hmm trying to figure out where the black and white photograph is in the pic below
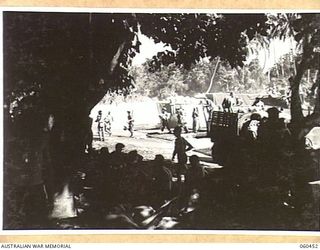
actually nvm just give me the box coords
[2,10,320,231]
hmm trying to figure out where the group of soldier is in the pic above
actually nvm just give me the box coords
[96,105,202,141]
[159,106,201,134]
[95,110,134,141]
[95,110,114,141]
[221,91,267,113]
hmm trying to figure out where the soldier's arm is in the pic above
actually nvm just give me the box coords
[184,138,193,151]
[172,147,177,161]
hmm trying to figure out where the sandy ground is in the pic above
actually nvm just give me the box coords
[92,127,222,169]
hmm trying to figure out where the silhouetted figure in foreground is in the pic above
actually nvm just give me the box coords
[258,107,291,184]
[151,154,173,206]
[119,150,145,205]
[172,126,193,166]
[110,143,126,170]
[108,143,127,205]
[186,155,205,192]
[99,147,110,168]
[172,126,193,185]
[258,107,291,152]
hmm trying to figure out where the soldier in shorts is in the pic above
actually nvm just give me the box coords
[95,110,104,141]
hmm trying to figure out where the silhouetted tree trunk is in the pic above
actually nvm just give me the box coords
[290,40,320,142]
[206,57,220,93]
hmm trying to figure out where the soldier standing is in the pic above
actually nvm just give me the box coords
[160,107,171,133]
[172,126,193,185]
[177,108,189,133]
[104,111,113,136]
[95,110,104,141]
[127,111,134,137]
[192,107,200,133]
[222,92,236,112]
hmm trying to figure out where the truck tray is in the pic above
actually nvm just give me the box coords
[208,111,239,140]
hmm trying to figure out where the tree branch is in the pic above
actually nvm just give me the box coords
[206,57,220,93]
[109,42,126,74]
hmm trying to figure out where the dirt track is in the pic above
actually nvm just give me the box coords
[93,129,174,160]
[92,127,218,167]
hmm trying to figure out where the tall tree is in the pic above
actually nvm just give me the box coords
[4,12,140,162]
[131,61,187,99]
[4,12,269,167]
[267,13,320,138]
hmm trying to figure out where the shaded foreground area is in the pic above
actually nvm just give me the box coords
[3,133,320,231]
[3,11,320,232]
